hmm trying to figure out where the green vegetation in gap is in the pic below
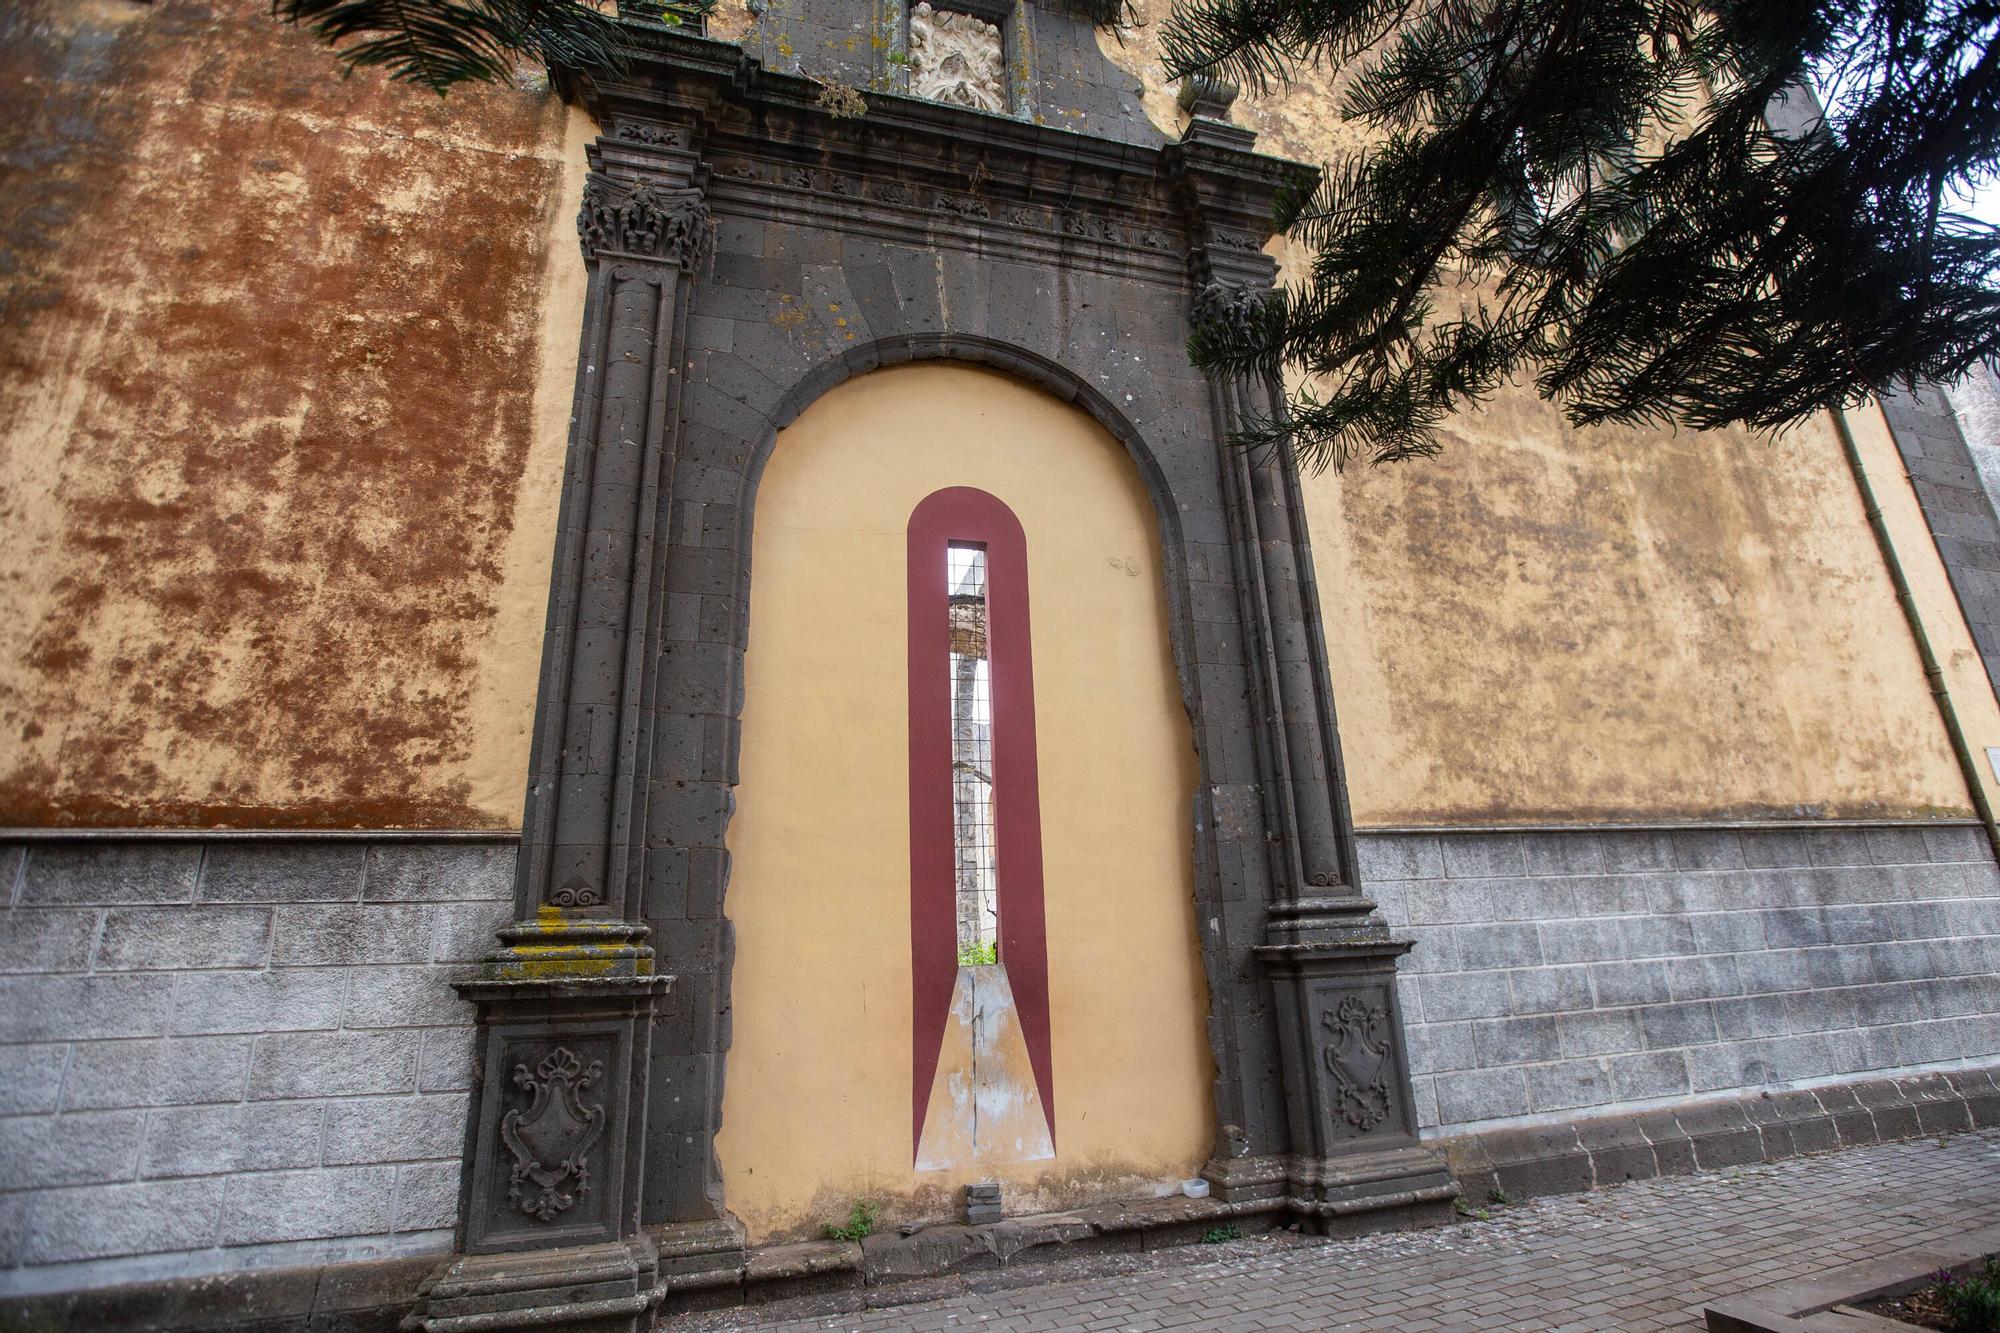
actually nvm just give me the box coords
[824,1200,879,1242]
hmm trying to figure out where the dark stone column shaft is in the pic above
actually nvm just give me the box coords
[1237,378,1350,897]
[522,257,686,920]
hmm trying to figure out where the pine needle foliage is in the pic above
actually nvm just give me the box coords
[272,0,707,95]
[1163,0,2000,470]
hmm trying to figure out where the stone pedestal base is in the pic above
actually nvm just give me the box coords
[1200,1150,1288,1205]
[1202,1145,1456,1233]
[455,973,670,1255]
[1286,1142,1458,1235]
[654,1216,749,1313]
[1258,930,1426,1155]
[403,1239,662,1333]
[1240,916,1459,1232]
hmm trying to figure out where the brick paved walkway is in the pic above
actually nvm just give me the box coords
[687,1128,2000,1332]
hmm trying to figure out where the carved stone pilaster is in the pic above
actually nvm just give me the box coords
[1177,121,1453,1230]
[514,133,709,928]
[429,124,710,1331]
[1188,287,1359,917]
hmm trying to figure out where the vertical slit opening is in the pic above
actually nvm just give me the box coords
[948,543,998,966]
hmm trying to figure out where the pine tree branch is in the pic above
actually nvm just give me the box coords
[272,0,635,93]
[1169,0,2000,468]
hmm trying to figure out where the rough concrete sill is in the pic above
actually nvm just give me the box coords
[1704,1223,2000,1332]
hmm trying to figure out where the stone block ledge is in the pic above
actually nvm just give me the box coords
[1441,1063,2000,1204]
[5,1064,1994,1332]
[657,1192,1296,1317]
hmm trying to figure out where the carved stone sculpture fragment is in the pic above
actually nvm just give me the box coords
[909,3,1008,115]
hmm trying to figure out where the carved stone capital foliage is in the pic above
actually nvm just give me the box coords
[1191,279,1276,346]
[578,173,714,269]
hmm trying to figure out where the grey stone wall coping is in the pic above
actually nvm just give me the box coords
[1440,1062,2000,1205]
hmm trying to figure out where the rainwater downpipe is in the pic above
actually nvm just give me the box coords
[1829,403,2000,862]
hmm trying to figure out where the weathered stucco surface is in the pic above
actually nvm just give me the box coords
[1305,403,1977,825]
[1097,4,1983,826]
[6,0,1989,836]
[0,0,586,829]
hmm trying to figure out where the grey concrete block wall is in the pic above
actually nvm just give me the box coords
[0,837,514,1296]
[1361,824,2000,1133]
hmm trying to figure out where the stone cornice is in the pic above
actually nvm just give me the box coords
[566,20,1315,282]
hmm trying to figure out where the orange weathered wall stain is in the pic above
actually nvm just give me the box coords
[0,0,576,828]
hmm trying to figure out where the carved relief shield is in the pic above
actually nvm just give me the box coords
[501,1047,607,1222]
[1321,994,1395,1132]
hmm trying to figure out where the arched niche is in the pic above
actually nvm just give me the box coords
[714,361,1215,1242]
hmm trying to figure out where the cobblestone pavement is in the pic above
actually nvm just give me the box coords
[686,1128,2000,1332]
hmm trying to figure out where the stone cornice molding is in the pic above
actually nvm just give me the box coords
[565,22,1313,281]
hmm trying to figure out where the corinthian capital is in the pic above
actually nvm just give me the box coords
[577,174,714,270]
[1191,279,1276,345]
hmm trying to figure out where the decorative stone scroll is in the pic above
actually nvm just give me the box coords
[578,176,714,269]
[616,122,684,147]
[909,3,1008,114]
[503,1048,608,1223]
[1321,994,1393,1131]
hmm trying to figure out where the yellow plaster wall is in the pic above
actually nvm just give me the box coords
[7,0,1986,837]
[1093,4,1981,826]
[1301,403,1975,826]
[1842,403,2000,821]
[0,0,588,828]
[715,363,1215,1243]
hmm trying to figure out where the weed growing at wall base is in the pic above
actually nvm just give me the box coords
[824,1201,878,1242]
